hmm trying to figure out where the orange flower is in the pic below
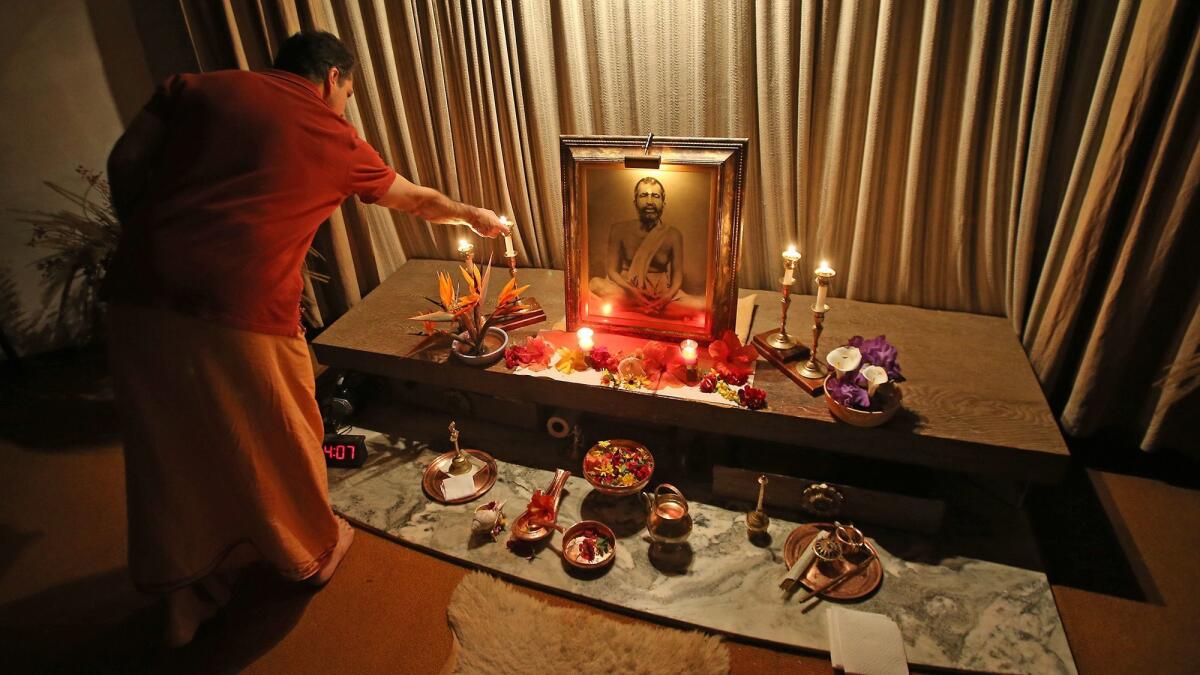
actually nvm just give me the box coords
[437,271,457,309]
[494,276,530,312]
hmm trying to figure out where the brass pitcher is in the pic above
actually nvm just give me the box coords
[642,483,693,546]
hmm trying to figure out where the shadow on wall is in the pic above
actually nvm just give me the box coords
[84,0,197,126]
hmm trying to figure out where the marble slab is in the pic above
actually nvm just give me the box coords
[329,428,1076,674]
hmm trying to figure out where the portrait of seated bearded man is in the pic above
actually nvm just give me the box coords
[588,176,705,322]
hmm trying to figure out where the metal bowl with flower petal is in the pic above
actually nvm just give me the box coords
[582,439,654,496]
[824,375,903,427]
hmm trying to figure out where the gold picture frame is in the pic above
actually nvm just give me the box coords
[561,135,748,343]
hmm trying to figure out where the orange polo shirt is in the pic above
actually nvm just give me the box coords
[105,69,396,336]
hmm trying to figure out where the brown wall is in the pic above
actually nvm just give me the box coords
[0,0,192,358]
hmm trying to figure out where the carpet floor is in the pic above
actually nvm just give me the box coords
[1,352,1198,673]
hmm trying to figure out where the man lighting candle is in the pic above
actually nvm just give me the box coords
[102,30,509,648]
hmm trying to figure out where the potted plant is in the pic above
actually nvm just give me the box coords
[410,260,529,367]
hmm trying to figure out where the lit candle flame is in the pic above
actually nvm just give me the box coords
[576,326,594,352]
[680,339,698,366]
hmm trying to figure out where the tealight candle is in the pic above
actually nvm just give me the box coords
[680,339,698,366]
[500,216,516,257]
[576,327,594,353]
[782,245,801,285]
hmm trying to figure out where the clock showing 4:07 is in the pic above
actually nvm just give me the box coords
[322,434,367,468]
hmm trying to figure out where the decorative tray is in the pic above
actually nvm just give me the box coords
[421,449,498,504]
[783,522,883,600]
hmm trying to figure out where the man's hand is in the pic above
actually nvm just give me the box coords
[468,208,510,238]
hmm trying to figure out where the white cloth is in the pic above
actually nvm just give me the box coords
[827,607,908,675]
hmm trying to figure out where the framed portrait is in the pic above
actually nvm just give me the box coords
[561,136,748,343]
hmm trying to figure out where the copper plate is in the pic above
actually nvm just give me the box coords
[421,449,498,505]
[582,439,654,496]
[783,523,883,601]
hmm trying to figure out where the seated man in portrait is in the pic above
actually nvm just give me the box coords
[589,177,702,320]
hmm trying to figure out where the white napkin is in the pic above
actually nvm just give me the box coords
[441,459,483,501]
[827,607,908,675]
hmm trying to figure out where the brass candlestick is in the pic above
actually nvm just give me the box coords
[766,249,802,350]
[505,251,518,278]
[447,422,472,475]
[798,267,835,380]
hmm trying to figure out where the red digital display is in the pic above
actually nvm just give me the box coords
[323,444,356,461]
[322,434,367,468]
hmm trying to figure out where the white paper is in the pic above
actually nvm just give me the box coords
[827,607,909,675]
[735,293,757,344]
[441,471,478,501]
[440,459,483,501]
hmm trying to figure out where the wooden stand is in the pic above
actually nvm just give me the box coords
[752,329,825,395]
[493,297,547,330]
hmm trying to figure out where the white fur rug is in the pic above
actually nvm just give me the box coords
[445,572,730,675]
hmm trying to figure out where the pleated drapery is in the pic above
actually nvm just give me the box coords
[174,0,1199,454]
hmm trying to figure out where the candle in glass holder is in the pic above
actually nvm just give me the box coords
[815,260,834,309]
[680,339,698,366]
[500,216,516,257]
[782,245,801,285]
[576,327,594,353]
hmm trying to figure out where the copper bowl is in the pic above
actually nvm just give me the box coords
[823,375,903,428]
[582,439,654,496]
[561,520,617,569]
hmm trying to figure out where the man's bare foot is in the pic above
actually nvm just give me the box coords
[306,517,355,587]
[164,585,218,648]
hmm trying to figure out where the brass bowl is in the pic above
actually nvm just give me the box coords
[823,376,902,428]
[582,439,654,496]
[561,520,617,569]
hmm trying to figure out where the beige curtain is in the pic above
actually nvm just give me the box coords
[172,0,1198,453]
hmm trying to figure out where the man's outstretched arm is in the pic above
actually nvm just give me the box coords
[374,173,509,238]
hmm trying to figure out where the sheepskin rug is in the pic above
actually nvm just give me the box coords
[444,572,730,674]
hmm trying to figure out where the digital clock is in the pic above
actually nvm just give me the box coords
[322,434,367,468]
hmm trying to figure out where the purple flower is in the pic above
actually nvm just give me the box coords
[855,335,904,382]
[826,376,871,410]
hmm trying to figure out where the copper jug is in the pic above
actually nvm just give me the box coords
[642,483,692,546]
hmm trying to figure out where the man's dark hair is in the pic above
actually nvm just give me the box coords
[273,31,355,83]
[634,177,666,201]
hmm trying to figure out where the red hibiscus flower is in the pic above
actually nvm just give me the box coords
[526,489,557,526]
[504,336,554,370]
[642,341,690,387]
[709,330,757,382]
